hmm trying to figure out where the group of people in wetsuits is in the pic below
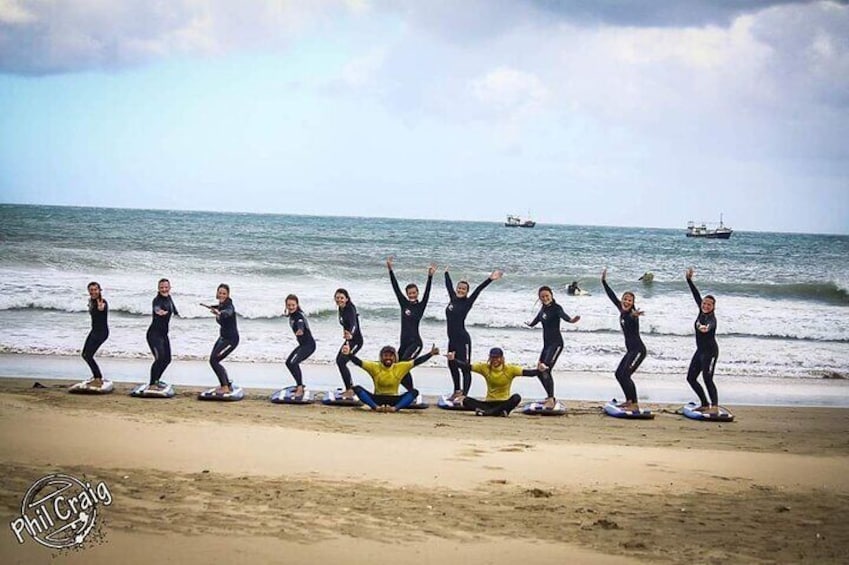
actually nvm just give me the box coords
[80,262,722,415]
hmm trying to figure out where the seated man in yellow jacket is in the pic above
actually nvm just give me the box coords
[343,343,439,412]
[447,347,549,416]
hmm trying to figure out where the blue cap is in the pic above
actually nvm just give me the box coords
[489,347,504,357]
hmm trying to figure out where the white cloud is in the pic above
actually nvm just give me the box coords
[469,66,549,117]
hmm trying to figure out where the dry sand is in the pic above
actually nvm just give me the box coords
[1,377,848,564]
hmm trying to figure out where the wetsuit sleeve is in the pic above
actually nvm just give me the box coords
[389,269,407,307]
[528,308,543,327]
[217,301,235,319]
[294,315,307,333]
[412,351,434,367]
[349,355,364,367]
[467,277,493,306]
[602,279,621,309]
[421,274,433,307]
[452,357,470,369]
[520,368,542,377]
[687,278,703,308]
[556,304,573,323]
[170,297,179,318]
[445,271,457,301]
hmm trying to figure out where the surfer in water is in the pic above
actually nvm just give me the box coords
[567,281,584,296]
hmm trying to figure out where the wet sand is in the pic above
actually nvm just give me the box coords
[1,378,848,564]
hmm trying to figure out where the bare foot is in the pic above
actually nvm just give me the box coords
[293,385,305,398]
[694,405,710,413]
[215,386,232,395]
[543,397,556,410]
[705,405,719,415]
[448,390,463,402]
[88,378,104,388]
[341,389,355,400]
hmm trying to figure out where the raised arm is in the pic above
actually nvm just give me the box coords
[412,344,440,367]
[527,307,543,327]
[686,268,702,307]
[420,264,435,307]
[602,268,621,309]
[444,270,457,301]
[468,270,502,305]
[387,261,407,307]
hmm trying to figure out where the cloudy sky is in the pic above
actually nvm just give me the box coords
[1,0,847,234]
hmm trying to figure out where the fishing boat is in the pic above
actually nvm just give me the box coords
[686,214,733,239]
[505,214,536,228]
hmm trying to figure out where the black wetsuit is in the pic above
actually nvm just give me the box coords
[603,280,646,403]
[335,301,363,390]
[445,272,493,395]
[210,298,239,387]
[389,269,432,390]
[527,301,575,398]
[82,299,109,380]
[146,294,178,385]
[686,278,719,406]
[286,309,316,387]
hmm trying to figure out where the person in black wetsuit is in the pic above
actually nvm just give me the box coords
[386,257,436,391]
[444,268,503,400]
[335,288,363,399]
[526,286,580,409]
[284,294,315,398]
[602,269,646,411]
[203,283,239,394]
[685,268,720,414]
[81,281,109,385]
[146,278,179,389]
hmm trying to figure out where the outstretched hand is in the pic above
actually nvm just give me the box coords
[446,351,455,361]
[428,263,437,276]
[686,267,694,280]
[341,343,351,355]
[490,269,504,281]
[429,343,440,356]
[570,315,582,324]
[386,256,394,270]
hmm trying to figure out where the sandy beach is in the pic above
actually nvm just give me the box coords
[1,376,848,564]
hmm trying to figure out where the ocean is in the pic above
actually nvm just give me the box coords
[1,204,848,402]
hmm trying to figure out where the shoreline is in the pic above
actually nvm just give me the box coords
[2,352,848,408]
[1,374,848,564]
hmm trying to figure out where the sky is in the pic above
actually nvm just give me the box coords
[0,1,847,234]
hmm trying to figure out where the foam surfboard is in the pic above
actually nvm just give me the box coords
[407,395,429,410]
[603,399,654,419]
[521,400,567,416]
[198,386,245,401]
[270,386,314,405]
[436,395,473,411]
[321,388,362,406]
[680,402,734,422]
[69,379,114,395]
[130,382,176,398]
